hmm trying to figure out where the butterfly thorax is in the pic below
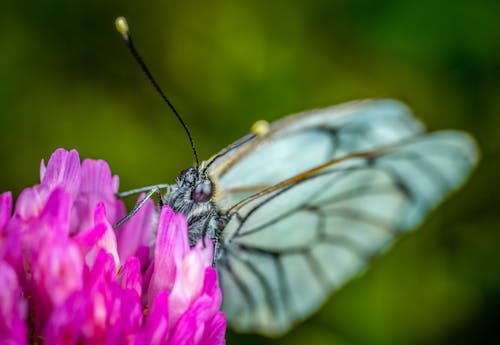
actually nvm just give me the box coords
[164,167,226,250]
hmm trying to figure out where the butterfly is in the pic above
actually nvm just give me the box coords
[118,99,478,336]
[114,17,478,337]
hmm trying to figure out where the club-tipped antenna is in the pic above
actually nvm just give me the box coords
[115,16,200,169]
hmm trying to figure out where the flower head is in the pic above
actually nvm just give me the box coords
[0,148,226,344]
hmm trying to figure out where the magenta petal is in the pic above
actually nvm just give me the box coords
[168,249,207,324]
[16,188,73,261]
[14,186,72,237]
[15,185,49,221]
[147,206,188,304]
[72,159,124,233]
[105,285,143,344]
[119,288,143,332]
[112,175,120,194]
[169,267,226,345]
[73,204,121,267]
[171,212,190,261]
[201,268,223,312]
[79,159,115,197]
[194,237,214,267]
[136,291,170,345]
[117,194,155,264]
[44,291,88,345]
[121,257,142,297]
[0,260,27,345]
[169,295,213,345]
[31,236,83,311]
[90,203,120,267]
[134,245,151,271]
[2,148,227,343]
[39,187,73,236]
[86,249,117,288]
[0,191,12,231]
[49,270,141,344]
[168,312,197,345]
[0,225,22,274]
[40,158,46,182]
[199,312,226,345]
[41,148,81,197]
[73,222,107,257]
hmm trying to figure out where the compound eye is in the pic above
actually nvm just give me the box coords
[191,180,214,203]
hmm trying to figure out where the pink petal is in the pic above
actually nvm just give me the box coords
[112,175,120,194]
[14,184,72,229]
[168,240,215,325]
[134,245,151,271]
[199,312,226,345]
[39,187,72,235]
[45,284,143,345]
[17,188,73,263]
[200,268,223,313]
[86,249,117,289]
[0,224,22,275]
[40,158,46,181]
[80,159,114,197]
[44,291,88,345]
[170,212,190,263]
[121,257,142,297]
[104,285,143,344]
[71,159,124,233]
[14,185,50,221]
[92,203,120,267]
[2,148,227,343]
[0,191,12,231]
[136,291,170,345]
[194,238,214,267]
[147,207,188,304]
[0,260,27,345]
[168,311,197,345]
[168,249,207,324]
[117,194,156,264]
[73,222,107,257]
[31,238,83,333]
[41,148,81,197]
[169,294,214,345]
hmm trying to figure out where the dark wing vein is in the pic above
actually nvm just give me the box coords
[302,250,330,291]
[226,247,279,316]
[218,129,477,335]
[220,259,255,312]
[231,166,391,238]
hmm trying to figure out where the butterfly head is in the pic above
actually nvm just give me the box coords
[176,167,214,203]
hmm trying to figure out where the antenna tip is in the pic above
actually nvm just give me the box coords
[251,120,270,136]
[115,16,129,38]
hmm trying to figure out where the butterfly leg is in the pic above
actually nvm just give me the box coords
[116,184,170,198]
[201,209,216,248]
[113,187,159,229]
[198,209,223,266]
[212,236,226,267]
[157,189,165,207]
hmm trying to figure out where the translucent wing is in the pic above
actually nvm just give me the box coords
[206,99,425,209]
[215,131,478,336]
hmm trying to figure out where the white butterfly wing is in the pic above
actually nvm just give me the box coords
[206,100,425,209]
[215,131,477,335]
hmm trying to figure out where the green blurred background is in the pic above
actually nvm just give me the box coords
[1,1,499,344]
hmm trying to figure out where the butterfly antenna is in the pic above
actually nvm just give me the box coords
[115,16,200,169]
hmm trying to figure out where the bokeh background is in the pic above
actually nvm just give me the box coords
[1,1,499,344]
